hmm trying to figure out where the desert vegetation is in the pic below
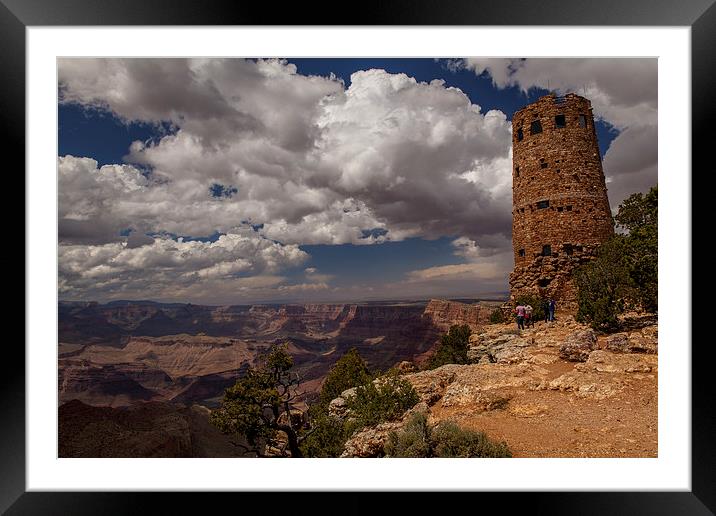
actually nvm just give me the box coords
[210,344,421,457]
[575,186,657,331]
[385,412,512,458]
[426,324,472,369]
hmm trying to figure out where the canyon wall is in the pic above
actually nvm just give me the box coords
[58,299,501,408]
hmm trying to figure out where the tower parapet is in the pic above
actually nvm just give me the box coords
[510,94,613,312]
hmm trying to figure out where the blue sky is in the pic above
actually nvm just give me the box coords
[57,58,655,304]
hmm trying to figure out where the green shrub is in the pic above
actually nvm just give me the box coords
[317,348,372,410]
[301,348,373,457]
[575,186,658,329]
[431,421,512,457]
[299,412,347,458]
[614,186,658,313]
[427,324,472,369]
[346,371,419,433]
[384,411,432,457]
[385,412,512,458]
[302,352,419,456]
[575,236,634,332]
[489,308,506,324]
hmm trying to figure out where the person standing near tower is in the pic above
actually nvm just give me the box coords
[549,298,556,322]
[515,302,526,330]
[525,303,533,327]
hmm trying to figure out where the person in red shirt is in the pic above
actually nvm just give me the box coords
[515,303,526,330]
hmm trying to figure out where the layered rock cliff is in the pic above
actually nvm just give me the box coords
[422,299,495,332]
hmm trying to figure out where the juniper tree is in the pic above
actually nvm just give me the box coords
[210,343,313,457]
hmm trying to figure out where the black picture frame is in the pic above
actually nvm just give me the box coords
[6,0,710,513]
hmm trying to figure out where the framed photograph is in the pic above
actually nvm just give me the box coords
[9,0,711,513]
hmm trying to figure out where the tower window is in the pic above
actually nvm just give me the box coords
[536,200,550,209]
[555,114,566,128]
[530,120,543,135]
[563,244,573,255]
[557,206,563,212]
[518,249,525,257]
[578,114,587,128]
[542,245,552,256]
[515,166,520,177]
[538,278,551,288]
[540,161,548,169]
[517,128,524,141]
[566,205,573,211]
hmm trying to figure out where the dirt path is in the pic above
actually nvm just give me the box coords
[433,372,657,457]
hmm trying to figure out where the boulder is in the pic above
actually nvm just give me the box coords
[546,370,625,399]
[340,421,403,457]
[605,333,630,353]
[493,346,528,364]
[328,387,357,419]
[606,331,657,354]
[559,329,597,362]
[441,384,511,409]
[627,333,658,354]
[395,360,417,374]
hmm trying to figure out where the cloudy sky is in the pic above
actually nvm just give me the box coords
[58,58,657,304]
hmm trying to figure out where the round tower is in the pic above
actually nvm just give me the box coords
[509,93,614,312]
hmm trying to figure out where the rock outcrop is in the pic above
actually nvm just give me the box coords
[558,329,597,361]
[468,329,533,364]
[341,421,405,458]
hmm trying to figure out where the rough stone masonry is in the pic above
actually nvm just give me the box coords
[510,94,614,313]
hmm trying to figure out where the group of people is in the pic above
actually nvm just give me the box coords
[515,298,556,330]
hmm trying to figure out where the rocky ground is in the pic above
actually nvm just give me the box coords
[337,314,657,458]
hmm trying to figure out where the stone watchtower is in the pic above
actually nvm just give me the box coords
[509,94,614,312]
